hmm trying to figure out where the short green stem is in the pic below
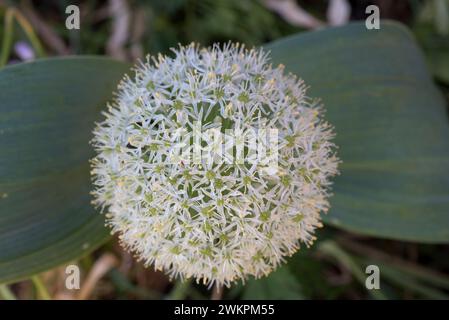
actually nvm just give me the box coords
[31,275,51,300]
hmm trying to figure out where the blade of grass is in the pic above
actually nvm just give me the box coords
[0,284,17,300]
[0,8,14,67]
[338,237,449,290]
[374,262,449,299]
[11,8,45,58]
[31,275,51,300]
[318,240,387,300]
[0,7,45,67]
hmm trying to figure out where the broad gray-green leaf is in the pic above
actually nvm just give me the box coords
[267,21,449,243]
[0,57,129,284]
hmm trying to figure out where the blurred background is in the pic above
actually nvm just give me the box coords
[0,0,448,300]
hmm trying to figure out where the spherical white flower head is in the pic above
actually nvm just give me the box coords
[91,43,339,287]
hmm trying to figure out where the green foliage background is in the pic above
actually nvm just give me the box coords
[0,0,448,300]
